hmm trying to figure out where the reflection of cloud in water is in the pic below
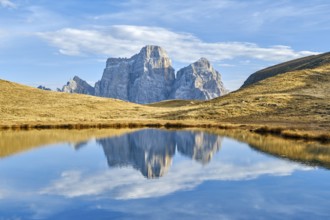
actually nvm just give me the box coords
[41,159,311,200]
[0,190,6,199]
[97,129,223,178]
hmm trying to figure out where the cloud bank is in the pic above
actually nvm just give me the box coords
[0,0,16,8]
[38,25,318,64]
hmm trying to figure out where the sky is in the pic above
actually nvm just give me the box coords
[0,0,329,91]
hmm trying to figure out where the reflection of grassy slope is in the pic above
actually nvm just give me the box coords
[0,129,136,158]
[1,128,330,169]
[0,58,329,138]
[203,129,330,169]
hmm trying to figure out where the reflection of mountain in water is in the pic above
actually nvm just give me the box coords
[97,129,223,178]
[176,131,222,164]
[98,130,176,178]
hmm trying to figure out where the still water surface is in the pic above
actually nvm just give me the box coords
[0,129,329,219]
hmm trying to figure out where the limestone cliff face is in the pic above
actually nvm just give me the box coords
[171,58,227,100]
[62,76,94,95]
[94,58,131,101]
[62,46,227,103]
[95,45,175,104]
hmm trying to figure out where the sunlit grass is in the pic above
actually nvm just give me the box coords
[0,64,329,140]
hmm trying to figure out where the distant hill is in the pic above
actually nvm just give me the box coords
[37,85,51,91]
[241,52,330,88]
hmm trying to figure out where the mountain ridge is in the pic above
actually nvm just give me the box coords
[61,45,227,103]
[242,52,330,88]
[1,51,329,140]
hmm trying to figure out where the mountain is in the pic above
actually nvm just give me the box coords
[172,57,227,100]
[61,76,94,95]
[242,52,330,88]
[1,52,329,137]
[62,45,226,103]
[95,45,176,103]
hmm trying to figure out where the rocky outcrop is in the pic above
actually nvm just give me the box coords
[95,45,175,103]
[37,85,51,91]
[171,58,227,100]
[94,58,132,101]
[62,76,94,95]
[62,45,227,103]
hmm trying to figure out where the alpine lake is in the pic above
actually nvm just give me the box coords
[0,128,329,220]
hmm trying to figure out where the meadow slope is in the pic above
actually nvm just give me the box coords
[0,62,329,139]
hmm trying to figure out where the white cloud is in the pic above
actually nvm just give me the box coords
[93,0,239,23]
[0,0,16,8]
[37,25,318,64]
[40,159,311,200]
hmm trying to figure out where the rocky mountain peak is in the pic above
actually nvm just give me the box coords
[140,45,170,59]
[95,45,175,103]
[62,45,227,103]
[196,57,211,65]
[62,76,94,95]
[190,57,213,72]
[172,57,227,100]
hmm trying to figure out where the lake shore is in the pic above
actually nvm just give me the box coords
[1,119,329,142]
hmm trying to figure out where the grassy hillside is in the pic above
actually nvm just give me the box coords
[241,52,330,87]
[0,59,329,139]
[154,64,330,131]
[0,79,153,125]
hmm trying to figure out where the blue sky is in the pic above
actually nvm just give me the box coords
[0,0,329,90]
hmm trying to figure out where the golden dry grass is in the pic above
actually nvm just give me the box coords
[0,62,329,140]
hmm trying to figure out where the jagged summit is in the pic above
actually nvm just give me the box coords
[196,57,211,64]
[139,45,170,59]
[95,45,175,103]
[61,45,227,103]
[172,57,227,100]
[62,76,94,95]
